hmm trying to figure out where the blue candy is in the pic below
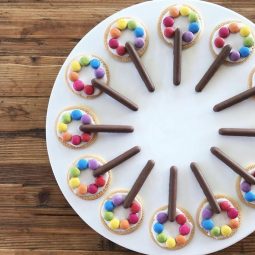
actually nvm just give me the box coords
[239,46,250,58]
[104,200,115,211]
[153,222,164,234]
[134,27,144,37]
[189,22,200,34]
[71,109,82,120]
[244,191,255,202]
[90,59,100,69]
[77,159,88,170]
[201,219,214,230]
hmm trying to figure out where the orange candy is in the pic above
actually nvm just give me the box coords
[120,219,130,230]
[62,132,72,142]
[69,71,79,82]
[78,184,87,195]
[169,6,179,18]
[229,219,239,229]
[175,235,186,246]
[110,28,121,39]
[229,23,240,33]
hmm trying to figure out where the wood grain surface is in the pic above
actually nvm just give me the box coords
[0,0,254,254]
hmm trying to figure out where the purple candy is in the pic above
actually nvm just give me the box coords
[95,68,105,79]
[156,212,168,224]
[241,181,251,192]
[134,38,144,48]
[229,50,240,61]
[112,194,124,206]
[88,159,99,170]
[81,114,91,124]
[182,31,194,43]
[202,208,213,219]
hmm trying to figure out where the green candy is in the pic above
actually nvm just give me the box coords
[62,113,71,124]
[104,211,114,221]
[69,167,80,177]
[244,36,254,47]
[79,56,90,66]
[127,20,137,30]
[189,12,198,22]
[157,233,167,243]
[210,226,221,237]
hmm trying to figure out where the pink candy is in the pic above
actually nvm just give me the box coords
[71,135,81,145]
[163,16,174,27]
[73,80,85,91]
[219,27,230,38]
[227,208,239,219]
[128,213,139,224]
[87,184,98,194]
[109,38,119,49]
[179,224,190,235]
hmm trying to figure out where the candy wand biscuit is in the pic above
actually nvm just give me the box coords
[92,79,138,111]
[93,146,140,177]
[125,42,155,92]
[80,124,134,133]
[173,29,182,85]
[195,45,232,92]
[219,128,255,137]
[190,162,221,214]
[211,147,255,184]
[168,166,177,221]
[123,160,155,208]
[213,86,255,112]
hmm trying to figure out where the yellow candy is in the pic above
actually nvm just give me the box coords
[109,218,120,229]
[166,237,176,249]
[69,177,80,188]
[180,6,190,16]
[221,225,232,237]
[116,19,127,30]
[58,123,67,133]
[240,26,251,37]
[71,61,81,72]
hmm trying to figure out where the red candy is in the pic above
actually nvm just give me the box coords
[116,46,126,56]
[179,224,190,236]
[131,202,141,213]
[84,85,94,95]
[164,27,175,38]
[163,16,174,27]
[219,27,230,38]
[73,80,85,91]
[176,214,187,225]
[109,38,119,49]
[87,184,98,194]
[128,213,139,224]
[214,37,225,48]
[227,208,239,219]
[81,133,91,142]
[95,176,105,187]
[71,135,81,145]
[220,201,231,211]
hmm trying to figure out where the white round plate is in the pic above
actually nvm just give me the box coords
[46,0,255,254]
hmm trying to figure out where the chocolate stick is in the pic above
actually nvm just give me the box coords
[91,79,138,111]
[195,45,232,92]
[190,162,221,214]
[123,160,155,208]
[213,87,255,112]
[211,147,255,184]
[79,124,134,133]
[168,166,177,222]
[93,146,141,177]
[173,28,182,86]
[125,42,155,92]
[219,128,255,137]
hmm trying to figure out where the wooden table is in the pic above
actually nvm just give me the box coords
[0,0,254,254]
